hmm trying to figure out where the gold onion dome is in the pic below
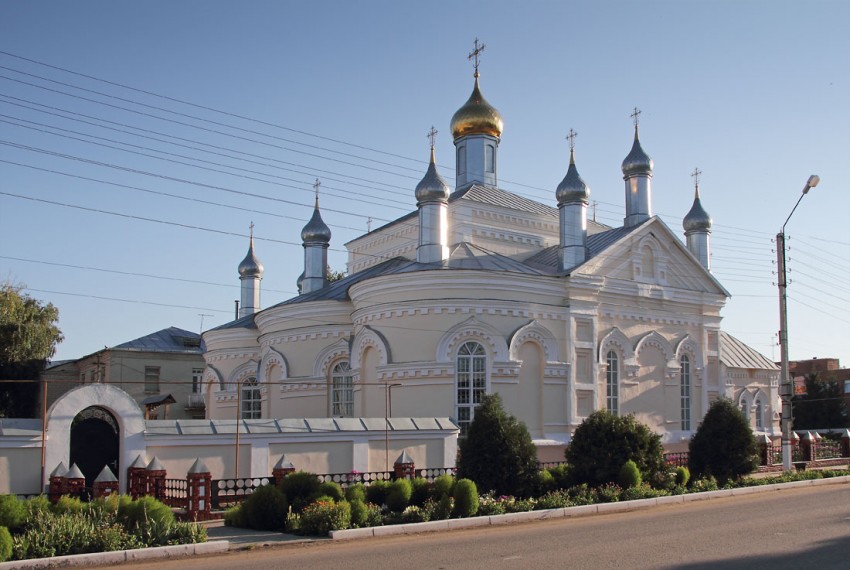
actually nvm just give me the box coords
[683,187,712,232]
[415,147,450,204]
[556,149,590,205]
[238,237,264,277]
[621,126,653,176]
[450,75,504,140]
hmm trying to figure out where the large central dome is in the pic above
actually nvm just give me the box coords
[450,76,503,140]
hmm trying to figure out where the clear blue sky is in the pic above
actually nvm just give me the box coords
[1,1,848,367]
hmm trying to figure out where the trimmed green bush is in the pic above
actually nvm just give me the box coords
[619,460,642,489]
[0,495,24,530]
[535,489,571,510]
[118,496,175,543]
[53,495,86,516]
[299,500,351,535]
[344,483,366,503]
[433,494,453,520]
[23,495,51,521]
[457,393,539,497]
[242,484,288,531]
[365,480,391,506]
[675,466,690,487]
[386,479,413,513]
[410,477,431,507]
[348,499,368,528]
[0,526,11,562]
[566,411,665,487]
[279,472,321,513]
[431,474,455,499]
[452,479,479,518]
[689,398,758,485]
[317,481,344,503]
[223,504,245,528]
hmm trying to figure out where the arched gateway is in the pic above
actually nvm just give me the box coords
[44,384,145,493]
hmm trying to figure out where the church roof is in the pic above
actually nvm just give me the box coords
[523,224,637,272]
[719,331,779,371]
[209,313,258,331]
[112,327,204,353]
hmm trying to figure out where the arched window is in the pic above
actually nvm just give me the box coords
[680,355,691,431]
[457,145,467,176]
[331,361,353,417]
[485,144,495,173]
[241,377,261,419]
[606,350,619,415]
[754,398,764,431]
[456,341,487,436]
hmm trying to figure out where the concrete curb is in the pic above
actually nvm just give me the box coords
[330,474,850,540]
[0,540,230,569]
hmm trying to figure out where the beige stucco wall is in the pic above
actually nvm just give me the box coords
[0,446,42,494]
[268,441,353,474]
[144,443,253,480]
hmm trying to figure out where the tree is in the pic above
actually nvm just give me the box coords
[689,398,758,485]
[565,411,665,488]
[456,393,540,497]
[326,266,347,283]
[0,283,63,418]
[792,372,849,430]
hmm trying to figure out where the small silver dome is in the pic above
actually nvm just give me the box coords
[296,270,305,294]
[415,147,450,204]
[238,237,264,277]
[556,150,590,205]
[683,187,712,232]
[301,202,331,243]
[621,127,653,177]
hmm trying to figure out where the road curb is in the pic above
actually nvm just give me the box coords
[330,475,850,540]
[0,540,230,569]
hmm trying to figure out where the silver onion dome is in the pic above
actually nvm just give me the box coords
[683,187,712,232]
[556,150,590,205]
[238,237,264,277]
[621,127,653,177]
[415,147,450,204]
[301,202,331,243]
[296,270,305,293]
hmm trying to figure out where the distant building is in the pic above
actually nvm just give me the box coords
[786,357,850,414]
[41,327,206,420]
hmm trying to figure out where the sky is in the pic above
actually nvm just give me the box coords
[1,1,848,367]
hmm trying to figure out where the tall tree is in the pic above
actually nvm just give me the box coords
[689,398,758,485]
[0,283,64,417]
[792,372,849,430]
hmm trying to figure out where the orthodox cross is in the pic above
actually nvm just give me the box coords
[427,126,438,149]
[630,107,642,128]
[248,221,254,240]
[468,38,486,76]
[367,216,372,233]
[566,128,577,152]
[313,178,321,205]
[691,167,702,188]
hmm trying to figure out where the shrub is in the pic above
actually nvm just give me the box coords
[223,504,245,528]
[365,480,391,507]
[619,460,642,489]
[457,394,539,498]
[452,479,479,518]
[547,465,569,489]
[690,476,719,492]
[242,484,288,531]
[433,494,453,520]
[431,474,455,499]
[279,472,321,513]
[567,484,596,506]
[400,505,430,523]
[476,494,506,515]
[537,469,556,494]
[349,499,368,528]
[689,398,758,485]
[344,483,366,503]
[566,411,664,488]
[23,495,51,521]
[53,495,86,516]
[0,495,24,530]
[12,511,139,558]
[118,496,176,544]
[505,497,537,513]
[675,466,690,487]
[620,482,670,501]
[595,483,622,503]
[0,526,11,562]
[386,479,413,513]
[536,489,571,510]
[299,500,351,535]
[317,481,344,503]
[410,477,431,506]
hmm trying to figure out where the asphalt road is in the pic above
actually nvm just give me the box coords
[106,484,850,570]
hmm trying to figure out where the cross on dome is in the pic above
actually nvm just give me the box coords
[468,38,486,77]
[313,178,321,205]
[427,126,438,149]
[691,167,702,188]
[249,221,254,239]
[630,107,642,128]
[566,128,577,152]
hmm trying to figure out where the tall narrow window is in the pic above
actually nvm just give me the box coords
[192,368,204,394]
[457,146,467,176]
[331,361,353,416]
[456,341,487,436]
[754,398,764,431]
[606,350,619,415]
[241,377,261,419]
[144,366,160,394]
[485,144,495,173]
[680,355,691,431]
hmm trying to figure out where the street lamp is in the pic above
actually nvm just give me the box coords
[384,382,402,472]
[777,174,820,472]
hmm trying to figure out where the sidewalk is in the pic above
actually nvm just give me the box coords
[204,520,316,548]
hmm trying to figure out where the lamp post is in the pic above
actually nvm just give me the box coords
[384,382,402,472]
[778,174,820,472]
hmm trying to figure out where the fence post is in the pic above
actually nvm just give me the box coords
[127,455,147,499]
[48,462,67,503]
[842,429,850,457]
[65,463,86,499]
[272,455,296,486]
[146,457,167,500]
[186,458,212,521]
[800,432,815,462]
[758,434,772,466]
[393,449,415,480]
[93,466,118,498]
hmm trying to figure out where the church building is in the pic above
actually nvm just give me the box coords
[202,45,779,458]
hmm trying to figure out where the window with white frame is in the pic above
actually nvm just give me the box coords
[192,368,204,394]
[754,397,764,431]
[606,350,619,415]
[144,366,160,394]
[456,341,487,436]
[331,361,353,417]
[680,355,691,431]
[240,377,261,419]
